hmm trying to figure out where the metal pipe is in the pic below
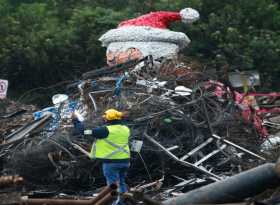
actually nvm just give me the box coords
[21,198,90,205]
[163,163,280,205]
[133,177,164,190]
[144,132,222,180]
[20,184,117,205]
[90,184,118,204]
[0,175,24,188]
[212,134,266,161]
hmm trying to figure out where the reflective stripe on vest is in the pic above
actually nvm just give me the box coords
[90,124,130,160]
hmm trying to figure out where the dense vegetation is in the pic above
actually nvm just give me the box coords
[0,0,279,93]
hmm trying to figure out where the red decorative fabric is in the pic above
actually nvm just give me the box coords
[118,11,181,29]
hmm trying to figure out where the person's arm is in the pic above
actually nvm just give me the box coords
[72,118,85,135]
[84,126,109,139]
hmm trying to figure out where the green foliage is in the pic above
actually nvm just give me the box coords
[185,0,280,88]
[0,0,280,92]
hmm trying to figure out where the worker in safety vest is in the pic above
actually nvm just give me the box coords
[72,108,130,199]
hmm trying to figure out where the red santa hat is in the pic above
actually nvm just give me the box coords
[118,8,199,29]
[99,8,199,60]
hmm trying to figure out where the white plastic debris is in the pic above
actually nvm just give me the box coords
[52,94,69,105]
[175,86,192,96]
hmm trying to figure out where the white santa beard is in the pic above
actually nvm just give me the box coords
[107,41,181,60]
[99,26,191,49]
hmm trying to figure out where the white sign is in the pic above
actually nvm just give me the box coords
[0,79,8,99]
[130,140,143,152]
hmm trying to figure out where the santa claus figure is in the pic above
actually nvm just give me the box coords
[99,8,199,66]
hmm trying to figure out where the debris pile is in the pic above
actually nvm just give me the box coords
[0,99,36,137]
[1,56,280,205]
[1,7,280,205]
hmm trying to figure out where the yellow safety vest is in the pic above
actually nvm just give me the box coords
[89,124,130,160]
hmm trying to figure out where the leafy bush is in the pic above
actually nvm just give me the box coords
[0,0,279,92]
